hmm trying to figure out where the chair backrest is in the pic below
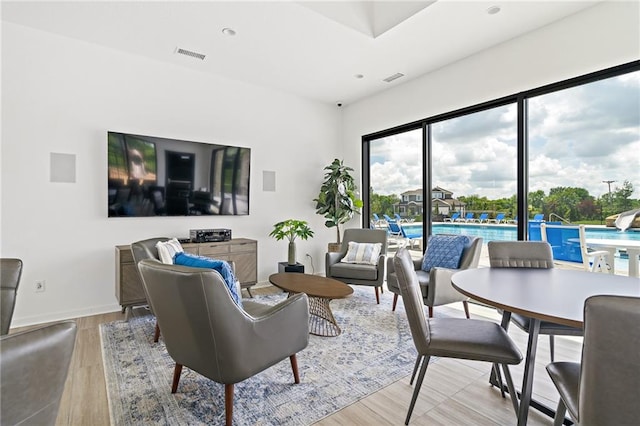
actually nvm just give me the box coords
[393,248,430,354]
[464,212,474,220]
[1,258,23,335]
[478,213,489,221]
[579,295,640,425]
[426,234,482,270]
[383,214,394,223]
[341,228,388,256]
[131,237,170,265]
[1,321,77,425]
[495,213,505,222]
[387,221,403,237]
[138,259,294,384]
[532,213,544,221]
[394,213,403,222]
[450,212,460,220]
[540,224,590,268]
[488,241,554,269]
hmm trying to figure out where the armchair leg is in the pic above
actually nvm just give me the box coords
[290,354,301,384]
[153,322,161,342]
[462,301,470,319]
[374,287,380,304]
[171,364,183,393]
[392,294,398,311]
[428,306,433,318]
[225,383,234,426]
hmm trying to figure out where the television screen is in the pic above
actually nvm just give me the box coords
[108,132,250,217]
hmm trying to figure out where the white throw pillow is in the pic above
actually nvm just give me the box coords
[340,242,382,265]
[155,238,184,264]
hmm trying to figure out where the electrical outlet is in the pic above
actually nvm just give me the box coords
[35,280,46,293]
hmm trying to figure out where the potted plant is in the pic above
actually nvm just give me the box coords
[313,159,363,251]
[269,219,314,265]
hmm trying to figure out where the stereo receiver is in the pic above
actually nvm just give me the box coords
[190,228,232,243]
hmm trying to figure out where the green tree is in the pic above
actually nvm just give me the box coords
[370,192,400,217]
[612,180,635,213]
[544,187,593,222]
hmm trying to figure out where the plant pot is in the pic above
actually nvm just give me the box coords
[327,242,342,253]
[288,242,297,265]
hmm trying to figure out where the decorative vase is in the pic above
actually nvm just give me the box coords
[288,242,296,265]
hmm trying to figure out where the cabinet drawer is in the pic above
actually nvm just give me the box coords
[198,244,230,256]
[230,242,257,253]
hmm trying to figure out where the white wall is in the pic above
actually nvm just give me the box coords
[1,22,341,326]
[341,1,640,175]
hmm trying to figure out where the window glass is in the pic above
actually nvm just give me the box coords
[431,104,517,243]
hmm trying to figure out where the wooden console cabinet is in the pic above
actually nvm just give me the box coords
[115,238,258,312]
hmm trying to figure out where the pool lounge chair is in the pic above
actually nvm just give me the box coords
[444,213,459,222]
[387,222,421,249]
[477,213,489,223]
[489,213,506,223]
[532,213,544,221]
[506,215,518,224]
[460,212,475,222]
[383,214,395,223]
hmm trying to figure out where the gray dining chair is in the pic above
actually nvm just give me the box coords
[488,241,583,362]
[546,295,640,426]
[393,248,522,425]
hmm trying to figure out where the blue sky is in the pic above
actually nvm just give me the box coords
[370,72,639,200]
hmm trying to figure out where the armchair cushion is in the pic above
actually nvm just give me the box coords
[155,238,184,264]
[174,252,241,306]
[421,235,470,272]
[341,242,382,265]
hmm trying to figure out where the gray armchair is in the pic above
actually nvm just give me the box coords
[546,295,640,426]
[1,321,77,425]
[137,259,309,426]
[1,258,23,335]
[131,237,171,342]
[325,228,388,304]
[386,235,482,317]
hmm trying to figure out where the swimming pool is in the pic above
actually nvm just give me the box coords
[400,222,640,242]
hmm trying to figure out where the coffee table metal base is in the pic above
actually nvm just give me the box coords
[308,296,341,337]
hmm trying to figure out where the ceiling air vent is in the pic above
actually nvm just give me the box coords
[383,72,405,83]
[175,47,206,61]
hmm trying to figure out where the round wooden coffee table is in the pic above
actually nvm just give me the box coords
[268,273,353,337]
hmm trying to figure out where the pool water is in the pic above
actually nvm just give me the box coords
[399,223,640,242]
[401,222,640,272]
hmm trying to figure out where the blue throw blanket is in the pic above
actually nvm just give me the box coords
[173,252,242,307]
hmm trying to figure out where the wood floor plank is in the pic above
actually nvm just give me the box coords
[45,285,581,425]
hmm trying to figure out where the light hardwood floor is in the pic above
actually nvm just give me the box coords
[40,285,579,425]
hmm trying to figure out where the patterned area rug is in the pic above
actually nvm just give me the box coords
[100,287,417,425]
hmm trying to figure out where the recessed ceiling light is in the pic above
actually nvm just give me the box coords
[487,5,501,15]
[222,28,236,36]
[354,74,364,79]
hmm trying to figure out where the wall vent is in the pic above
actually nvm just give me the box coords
[175,47,206,61]
[383,72,405,83]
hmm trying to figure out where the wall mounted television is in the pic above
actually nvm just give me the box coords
[108,132,250,217]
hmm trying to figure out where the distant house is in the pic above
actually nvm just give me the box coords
[393,187,466,219]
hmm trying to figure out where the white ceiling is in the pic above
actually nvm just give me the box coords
[1,0,602,105]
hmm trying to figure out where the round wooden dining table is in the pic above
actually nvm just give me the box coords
[452,267,640,426]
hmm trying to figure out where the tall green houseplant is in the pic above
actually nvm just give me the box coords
[314,159,363,245]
